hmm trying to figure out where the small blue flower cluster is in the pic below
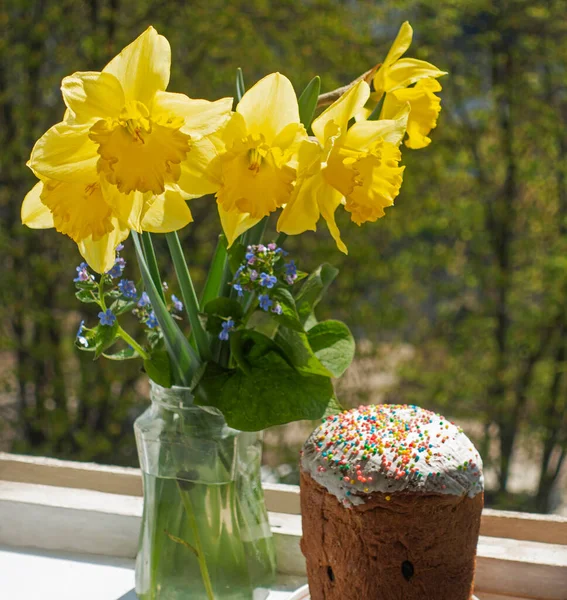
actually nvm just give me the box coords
[76,320,89,347]
[118,279,137,299]
[74,244,184,341]
[74,262,94,283]
[231,243,297,318]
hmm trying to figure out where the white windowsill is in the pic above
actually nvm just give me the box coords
[0,453,566,600]
[0,546,306,600]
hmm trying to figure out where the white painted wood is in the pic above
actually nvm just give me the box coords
[2,453,567,598]
[3,453,567,545]
[0,481,141,558]
[0,452,143,496]
[476,536,567,600]
[481,508,567,546]
[269,513,304,576]
[1,481,566,598]
[0,546,304,600]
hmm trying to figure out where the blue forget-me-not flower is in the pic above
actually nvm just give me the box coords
[118,279,137,300]
[98,309,116,327]
[259,294,273,311]
[219,318,235,341]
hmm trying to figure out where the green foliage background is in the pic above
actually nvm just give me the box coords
[1,0,566,512]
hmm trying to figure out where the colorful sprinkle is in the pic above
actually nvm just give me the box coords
[303,404,484,507]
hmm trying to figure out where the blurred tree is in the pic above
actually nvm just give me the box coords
[1,0,566,512]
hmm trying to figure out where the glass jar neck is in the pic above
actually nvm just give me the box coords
[149,380,196,410]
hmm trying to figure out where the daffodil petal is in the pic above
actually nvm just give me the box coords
[40,179,114,243]
[178,134,223,198]
[218,204,261,247]
[61,71,125,123]
[383,79,442,149]
[236,73,299,144]
[277,140,323,235]
[21,181,54,229]
[312,80,370,144]
[153,92,233,138]
[102,26,170,105]
[100,179,146,232]
[140,188,193,233]
[383,22,413,66]
[373,21,413,94]
[345,104,409,149]
[382,58,447,91]
[318,185,347,254]
[29,121,99,183]
[78,217,129,274]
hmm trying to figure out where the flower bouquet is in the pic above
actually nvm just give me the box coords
[21,21,445,600]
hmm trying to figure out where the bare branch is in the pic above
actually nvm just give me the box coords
[316,64,380,108]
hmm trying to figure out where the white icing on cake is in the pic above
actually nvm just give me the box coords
[301,404,484,507]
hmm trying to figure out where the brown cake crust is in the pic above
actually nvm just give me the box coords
[300,469,483,600]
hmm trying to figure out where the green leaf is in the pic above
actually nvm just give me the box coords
[236,67,246,103]
[166,232,212,361]
[227,242,247,277]
[229,330,252,375]
[323,395,344,418]
[270,286,303,332]
[75,289,98,304]
[144,349,172,388]
[141,231,166,303]
[307,320,355,377]
[367,92,385,121]
[110,298,137,316]
[132,231,198,386]
[274,326,333,377]
[295,264,339,328]
[237,329,295,369]
[194,354,335,431]
[94,322,119,359]
[298,76,321,130]
[103,347,139,360]
[200,235,230,307]
[75,280,97,291]
[203,298,243,335]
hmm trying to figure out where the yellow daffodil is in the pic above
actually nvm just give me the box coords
[23,26,232,271]
[277,80,408,253]
[362,21,446,149]
[184,73,306,245]
[21,179,129,273]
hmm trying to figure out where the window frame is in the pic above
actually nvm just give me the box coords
[0,452,566,599]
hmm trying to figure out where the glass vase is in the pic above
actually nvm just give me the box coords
[134,381,276,600]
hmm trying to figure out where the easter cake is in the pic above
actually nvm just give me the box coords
[300,404,484,600]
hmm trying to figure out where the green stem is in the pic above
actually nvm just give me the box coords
[117,326,150,360]
[275,232,288,246]
[201,235,231,307]
[166,232,212,362]
[176,481,216,600]
[242,294,258,325]
[98,278,107,310]
[141,232,166,304]
[132,231,197,386]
